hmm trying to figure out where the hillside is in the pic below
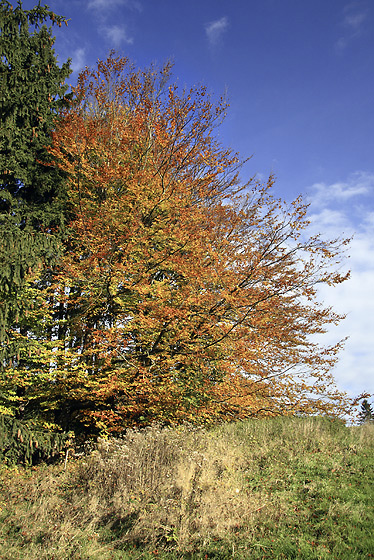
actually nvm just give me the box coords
[0,417,373,559]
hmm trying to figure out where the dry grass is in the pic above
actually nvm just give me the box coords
[58,425,270,550]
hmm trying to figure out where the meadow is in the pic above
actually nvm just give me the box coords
[0,417,373,559]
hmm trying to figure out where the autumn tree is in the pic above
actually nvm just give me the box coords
[4,53,354,437]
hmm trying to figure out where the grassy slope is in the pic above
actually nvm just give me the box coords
[0,417,373,559]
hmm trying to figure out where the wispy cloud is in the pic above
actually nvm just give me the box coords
[104,25,133,47]
[335,4,368,51]
[87,0,142,11]
[86,0,139,47]
[306,172,374,399]
[308,171,373,212]
[344,11,366,31]
[70,47,86,73]
[205,16,229,49]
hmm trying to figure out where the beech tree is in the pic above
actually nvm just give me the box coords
[1,50,354,438]
[20,53,351,436]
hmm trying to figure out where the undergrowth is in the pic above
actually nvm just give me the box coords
[0,417,373,559]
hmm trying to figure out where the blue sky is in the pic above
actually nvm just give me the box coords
[20,0,374,402]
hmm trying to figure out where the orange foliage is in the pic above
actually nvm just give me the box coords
[46,54,352,434]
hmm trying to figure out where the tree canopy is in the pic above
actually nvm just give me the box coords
[23,53,351,435]
[0,6,355,442]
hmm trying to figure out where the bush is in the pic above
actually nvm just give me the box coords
[0,415,73,465]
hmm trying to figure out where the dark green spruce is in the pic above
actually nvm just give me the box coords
[0,0,71,359]
[358,398,374,424]
[0,1,71,459]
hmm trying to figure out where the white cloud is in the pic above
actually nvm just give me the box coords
[307,172,374,240]
[335,5,367,51]
[205,16,229,48]
[309,171,373,208]
[306,172,374,399]
[343,9,366,31]
[104,25,133,47]
[87,0,139,46]
[309,207,353,233]
[70,47,86,73]
[87,0,141,11]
